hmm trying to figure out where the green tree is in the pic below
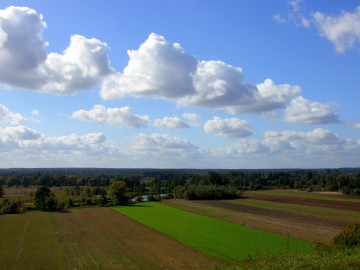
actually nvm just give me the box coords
[34,186,58,211]
[108,180,127,205]
[0,186,4,198]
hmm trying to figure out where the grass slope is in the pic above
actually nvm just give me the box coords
[113,202,314,262]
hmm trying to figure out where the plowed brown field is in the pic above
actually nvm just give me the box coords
[245,193,360,211]
[0,207,220,270]
[196,200,346,243]
[54,207,220,270]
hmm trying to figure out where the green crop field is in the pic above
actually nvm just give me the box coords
[113,202,315,262]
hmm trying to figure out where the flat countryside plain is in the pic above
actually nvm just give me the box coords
[1,189,360,269]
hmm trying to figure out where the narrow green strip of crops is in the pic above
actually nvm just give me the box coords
[113,202,314,262]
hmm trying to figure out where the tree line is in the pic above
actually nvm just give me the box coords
[1,168,360,195]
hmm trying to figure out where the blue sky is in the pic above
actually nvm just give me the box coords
[0,0,359,168]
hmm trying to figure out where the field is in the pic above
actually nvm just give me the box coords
[114,202,314,262]
[1,188,359,269]
[163,190,360,243]
[0,207,219,270]
[0,186,102,209]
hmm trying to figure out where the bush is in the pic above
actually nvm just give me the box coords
[66,198,74,208]
[0,198,24,214]
[332,223,360,248]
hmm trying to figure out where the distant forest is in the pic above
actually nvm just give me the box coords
[1,168,360,196]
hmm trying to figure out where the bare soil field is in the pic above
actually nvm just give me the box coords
[245,193,360,211]
[55,207,219,270]
[0,207,219,270]
[197,200,347,228]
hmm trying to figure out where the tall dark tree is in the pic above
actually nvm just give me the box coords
[34,186,58,211]
[0,185,4,198]
[108,180,127,205]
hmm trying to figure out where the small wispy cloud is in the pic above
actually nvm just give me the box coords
[274,1,360,53]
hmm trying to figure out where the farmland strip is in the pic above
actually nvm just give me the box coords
[245,193,360,211]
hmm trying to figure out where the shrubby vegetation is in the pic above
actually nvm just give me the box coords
[0,198,24,214]
[175,184,241,200]
[229,223,360,270]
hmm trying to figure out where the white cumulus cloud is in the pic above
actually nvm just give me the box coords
[0,6,113,93]
[215,128,360,168]
[313,6,360,53]
[100,33,197,100]
[284,96,339,124]
[0,125,40,142]
[154,116,189,129]
[182,112,201,126]
[0,125,122,167]
[101,33,301,114]
[204,116,252,138]
[124,133,209,168]
[72,105,150,128]
[0,104,27,125]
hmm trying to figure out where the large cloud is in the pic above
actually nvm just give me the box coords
[0,125,121,167]
[0,6,113,93]
[100,33,197,100]
[216,128,360,168]
[126,133,206,167]
[313,6,360,53]
[204,116,252,138]
[101,33,300,114]
[72,105,150,128]
[0,104,27,125]
[1,124,359,168]
[284,96,339,124]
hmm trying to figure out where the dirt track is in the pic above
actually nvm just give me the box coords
[245,193,360,211]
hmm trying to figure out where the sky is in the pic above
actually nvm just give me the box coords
[0,0,360,169]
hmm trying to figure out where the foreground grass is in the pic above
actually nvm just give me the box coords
[226,247,360,270]
[113,202,314,262]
